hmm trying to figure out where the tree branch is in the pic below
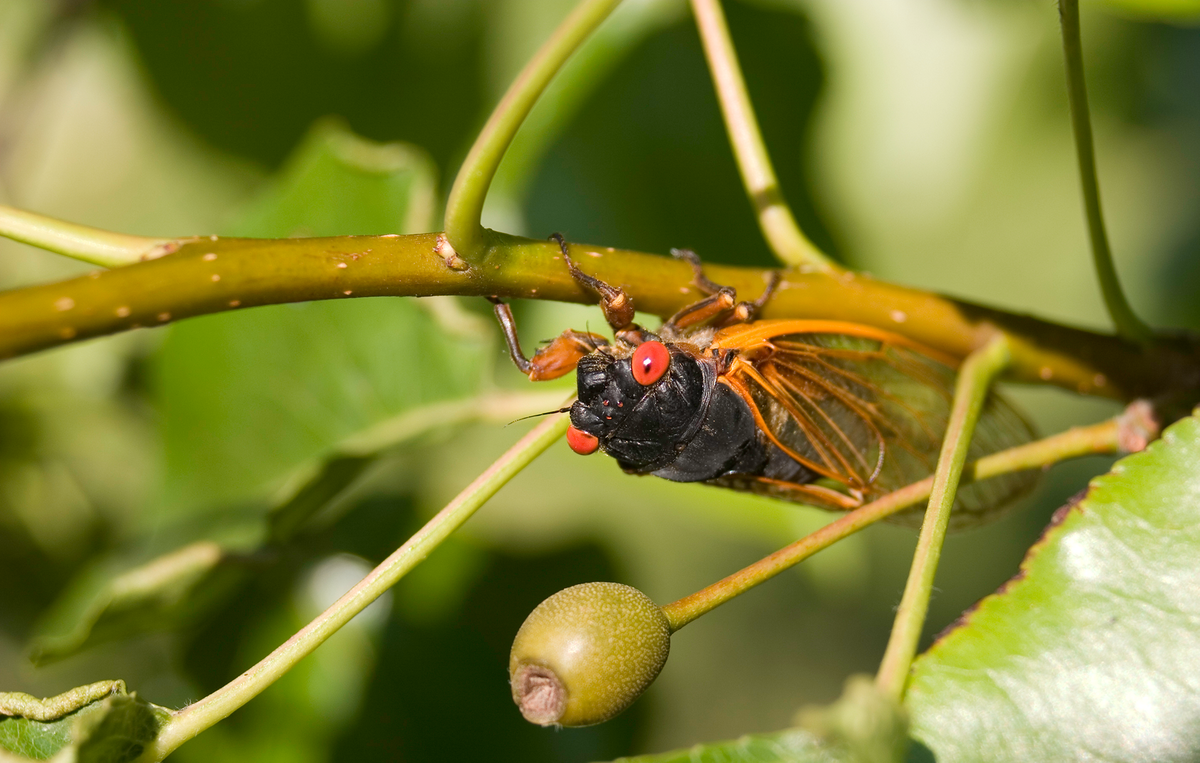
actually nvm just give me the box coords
[2,230,1197,403]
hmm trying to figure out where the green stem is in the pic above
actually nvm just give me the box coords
[442,0,623,259]
[0,204,179,267]
[1058,0,1153,343]
[660,414,1125,632]
[875,335,1012,700]
[136,412,569,762]
[688,0,835,272]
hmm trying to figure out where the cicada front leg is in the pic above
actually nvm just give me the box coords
[489,297,608,381]
[489,233,651,380]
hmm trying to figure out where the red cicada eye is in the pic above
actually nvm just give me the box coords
[631,341,670,386]
[566,426,600,455]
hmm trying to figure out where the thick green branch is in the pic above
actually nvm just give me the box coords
[1,231,1196,404]
[689,0,835,272]
[1059,0,1153,343]
[442,0,623,258]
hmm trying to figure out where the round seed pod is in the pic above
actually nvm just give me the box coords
[509,582,671,727]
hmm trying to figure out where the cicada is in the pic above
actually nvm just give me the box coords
[490,236,1036,526]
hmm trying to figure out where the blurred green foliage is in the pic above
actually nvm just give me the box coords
[0,0,1198,760]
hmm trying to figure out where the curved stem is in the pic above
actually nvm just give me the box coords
[689,0,836,272]
[1058,0,1153,343]
[0,204,179,267]
[443,0,623,259]
[875,335,1011,700]
[0,231,1196,403]
[137,411,570,762]
[659,415,1125,631]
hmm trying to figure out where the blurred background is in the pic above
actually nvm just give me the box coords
[0,0,1197,760]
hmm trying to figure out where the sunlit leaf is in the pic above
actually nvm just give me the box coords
[907,411,1200,761]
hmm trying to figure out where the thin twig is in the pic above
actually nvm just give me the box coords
[1058,0,1153,343]
[0,204,178,267]
[442,0,623,259]
[689,0,836,272]
[134,411,570,762]
[660,415,1124,631]
[875,335,1011,699]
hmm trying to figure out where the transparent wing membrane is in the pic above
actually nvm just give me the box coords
[721,331,1037,527]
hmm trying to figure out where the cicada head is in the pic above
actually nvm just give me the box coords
[568,341,710,472]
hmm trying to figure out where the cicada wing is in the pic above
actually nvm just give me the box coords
[727,331,1037,526]
[952,387,1039,528]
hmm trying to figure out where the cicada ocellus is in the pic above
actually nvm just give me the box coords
[491,236,1036,526]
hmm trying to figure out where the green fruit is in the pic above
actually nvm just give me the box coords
[509,582,672,727]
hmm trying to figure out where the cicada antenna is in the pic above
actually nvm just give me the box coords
[505,407,573,427]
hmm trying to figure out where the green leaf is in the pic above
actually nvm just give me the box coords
[28,389,562,662]
[1093,0,1200,22]
[907,411,1200,761]
[613,728,839,763]
[232,116,437,239]
[28,543,229,665]
[0,682,169,763]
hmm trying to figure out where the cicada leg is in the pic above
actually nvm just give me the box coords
[663,248,783,331]
[548,233,639,338]
[727,270,782,325]
[489,297,608,381]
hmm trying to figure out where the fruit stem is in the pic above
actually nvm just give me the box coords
[875,335,1011,700]
[660,410,1128,632]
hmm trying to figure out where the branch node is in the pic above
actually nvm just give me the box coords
[1116,399,1160,454]
[435,234,470,272]
[140,239,187,262]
